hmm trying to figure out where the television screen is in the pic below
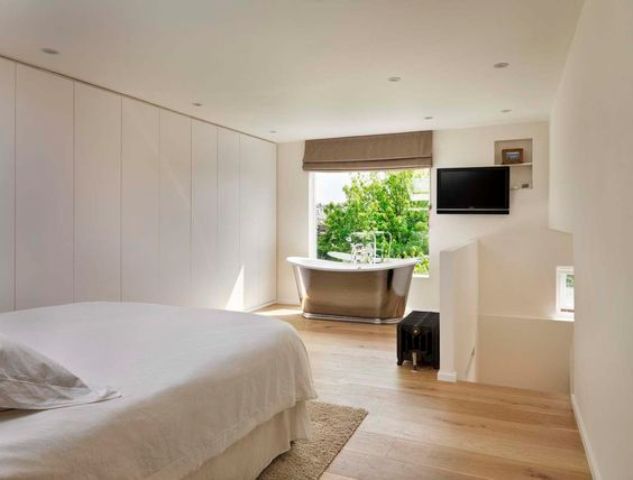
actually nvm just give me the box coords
[436,167,509,214]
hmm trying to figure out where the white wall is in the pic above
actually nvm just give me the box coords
[439,241,478,383]
[549,0,633,477]
[0,59,276,313]
[418,122,550,312]
[476,227,574,393]
[478,227,573,318]
[277,121,552,312]
[438,228,573,392]
[277,141,311,304]
[478,314,573,393]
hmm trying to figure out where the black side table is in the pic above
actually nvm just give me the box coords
[397,311,440,369]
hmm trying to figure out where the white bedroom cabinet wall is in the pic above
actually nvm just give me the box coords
[121,98,160,303]
[0,58,15,312]
[239,135,260,311]
[239,135,276,311]
[159,110,192,306]
[15,66,74,309]
[217,127,242,310]
[74,83,122,302]
[191,120,219,309]
[260,141,277,306]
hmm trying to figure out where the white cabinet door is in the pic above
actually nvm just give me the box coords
[15,66,74,309]
[217,127,242,310]
[121,98,160,303]
[240,136,276,310]
[0,58,15,312]
[260,142,277,305]
[239,134,259,310]
[192,120,218,308]
[74,83,122,302]
[159,110,192,306]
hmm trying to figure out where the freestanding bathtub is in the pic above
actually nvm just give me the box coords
[288,256,418,324]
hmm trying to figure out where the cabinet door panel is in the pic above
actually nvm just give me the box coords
[121,98,160,302]
[159,110,192,306]
[15,66,74,309]
[74,83,121,302]
[239,135,260,310]
[217,128,242,310]
[240,136,276,310]
[192,120,218,308]
[261,142,277,305]
[0,58,15,312]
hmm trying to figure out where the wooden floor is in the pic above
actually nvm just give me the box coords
[257,305,590,480]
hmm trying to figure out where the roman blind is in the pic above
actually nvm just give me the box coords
[303,130,432,171]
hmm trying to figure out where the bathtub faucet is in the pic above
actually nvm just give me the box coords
[351,242,375,265]
[349,230,392,264]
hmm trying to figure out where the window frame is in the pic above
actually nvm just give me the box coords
[309,168,431,277]
[555,266,575,319]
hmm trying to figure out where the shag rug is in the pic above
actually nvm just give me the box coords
[258,401,368,480]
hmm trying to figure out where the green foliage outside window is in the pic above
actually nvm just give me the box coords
[316,170,430,274]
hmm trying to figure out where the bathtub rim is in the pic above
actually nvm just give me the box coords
[286,256,419,272]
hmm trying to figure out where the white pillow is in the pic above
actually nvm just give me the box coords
[0,333,120,410]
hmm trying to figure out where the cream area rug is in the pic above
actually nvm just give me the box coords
[258,401,368,480]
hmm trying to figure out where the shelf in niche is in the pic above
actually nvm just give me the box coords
[494,138,533,189]
[507,162,532,167]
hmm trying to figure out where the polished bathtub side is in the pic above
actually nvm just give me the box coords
[291,260,415,323]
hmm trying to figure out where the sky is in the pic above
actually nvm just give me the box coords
[313,172,353,204]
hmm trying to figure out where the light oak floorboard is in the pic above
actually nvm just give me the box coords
[256,305,590,480]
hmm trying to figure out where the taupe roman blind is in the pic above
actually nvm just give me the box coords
[303,130,432,171]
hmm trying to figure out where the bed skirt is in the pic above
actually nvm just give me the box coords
[184,401,311,480]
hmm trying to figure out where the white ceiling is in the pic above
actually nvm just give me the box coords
[0,0,583,142]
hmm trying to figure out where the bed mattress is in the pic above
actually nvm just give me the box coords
[0,302,316,479]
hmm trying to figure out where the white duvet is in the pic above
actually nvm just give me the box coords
[0,302,316,479]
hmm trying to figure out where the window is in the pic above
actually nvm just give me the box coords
[312,169,430,275]
[556,266,575,318]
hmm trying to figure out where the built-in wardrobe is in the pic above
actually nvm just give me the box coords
[0,58,276,313]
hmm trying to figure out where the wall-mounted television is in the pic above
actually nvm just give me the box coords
[436,166,509,214]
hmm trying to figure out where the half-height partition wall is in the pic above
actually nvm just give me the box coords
[0,58,276,313]
[439,240,479,382]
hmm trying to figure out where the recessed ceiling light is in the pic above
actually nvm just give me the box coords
[388,76,401,82]
[41,47,59,55]
[424,116,433,120]
[493,62,509,69]
[192,102,202,107]
[501,109,512,113]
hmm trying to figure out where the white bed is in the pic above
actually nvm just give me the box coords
[0,302,316,479]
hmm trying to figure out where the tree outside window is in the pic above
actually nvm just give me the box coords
[314,169,430,274]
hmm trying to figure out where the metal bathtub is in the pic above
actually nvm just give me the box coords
[287,257,417,324]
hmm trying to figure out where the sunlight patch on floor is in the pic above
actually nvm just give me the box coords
[256,305,301,318]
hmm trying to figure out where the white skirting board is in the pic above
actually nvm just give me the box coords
[437,370,457,383]
[275,298,301,307]
[571,393,601,480]
[246,300,278,313]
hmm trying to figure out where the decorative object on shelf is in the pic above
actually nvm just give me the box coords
[501,147,524,165]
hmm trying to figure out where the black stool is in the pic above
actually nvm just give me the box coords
[397,311,439,369]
